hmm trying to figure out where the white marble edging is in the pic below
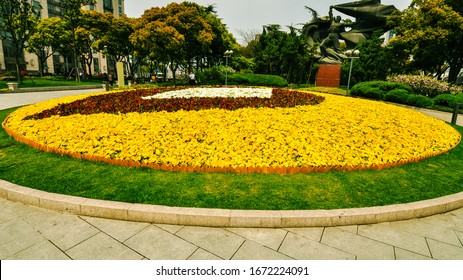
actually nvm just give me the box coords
[1,179,462,228]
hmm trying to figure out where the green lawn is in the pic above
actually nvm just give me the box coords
[1,107,462,210]
[0,77,102,89]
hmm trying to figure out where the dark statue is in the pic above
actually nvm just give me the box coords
[303,0,397,64]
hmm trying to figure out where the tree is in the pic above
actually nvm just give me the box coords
[388,0,463,83]
[105,16,138,76]
[131,18,185,83]
[199,5,239,69]
[0,0,40,82]
[340,31,390,84]
[131,2,237,83]
[81,11,137,77]
[61,0,96,81]
[26,17,67,77]
[253,24,314,84]
[237,29,258,57]
[253,24,286,76]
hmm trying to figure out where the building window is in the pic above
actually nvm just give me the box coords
[48,3,63,17]
[103,0,114,13]
[94,58,100,73]
[32,1,42,18]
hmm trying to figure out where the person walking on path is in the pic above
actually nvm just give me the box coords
[108,73,114,87]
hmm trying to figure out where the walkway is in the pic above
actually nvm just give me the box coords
[1,88,463,260]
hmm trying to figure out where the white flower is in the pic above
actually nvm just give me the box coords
[142,87,273,100]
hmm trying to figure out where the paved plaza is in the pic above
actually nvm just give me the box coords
[1,88,463,260]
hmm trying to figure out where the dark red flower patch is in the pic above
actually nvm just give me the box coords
[24,87,325,120]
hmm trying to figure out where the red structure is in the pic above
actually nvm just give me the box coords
[316,64,341,88]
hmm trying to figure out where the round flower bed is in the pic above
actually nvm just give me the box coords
[2,87,461,174]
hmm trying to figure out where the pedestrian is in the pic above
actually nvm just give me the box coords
[189,72,196,85]
[108,73,114,86]
[102,72,108,83]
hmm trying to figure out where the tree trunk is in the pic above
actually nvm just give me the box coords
[447,64,462,84]
[74,45,80,82]
[170,60,178,84]
[14,54,22,83]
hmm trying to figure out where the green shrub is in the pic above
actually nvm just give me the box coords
[42,75,67,81]
[455,94,463,104]
[350,81,414,101]
[196,66,232,85]
[227,73,288,87]
[350,82,386,100]
[433,94,456,108]
[364,87,386,100]
[406,94,434,108]
[378,82,413,93]
[384,89,409,104]
[435,94,463,108]
[350,84,369,97]
[196,66,288,87]
[0,71,17,81]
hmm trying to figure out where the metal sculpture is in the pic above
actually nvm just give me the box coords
[303,0,397,64]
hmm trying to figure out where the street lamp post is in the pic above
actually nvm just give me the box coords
[224,50,233,85]
[345,49,360,96]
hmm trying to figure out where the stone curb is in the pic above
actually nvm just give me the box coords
[5,85,104,93]
[2,179,463,228]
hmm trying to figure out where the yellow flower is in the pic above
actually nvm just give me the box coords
[3,89,461,173]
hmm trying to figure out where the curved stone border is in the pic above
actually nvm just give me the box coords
[2,179,463,228]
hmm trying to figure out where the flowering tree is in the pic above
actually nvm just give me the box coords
[388,0,463,83]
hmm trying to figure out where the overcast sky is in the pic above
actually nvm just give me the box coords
[124,0,412,42]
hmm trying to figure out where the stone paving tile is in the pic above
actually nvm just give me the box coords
[284,227,324,242]
[455,231,463,246]
[278,232,355,260]
[0,207,18,223]
[321,227,395,260]
[175,226,245,260]
[124,225,197,260]
[66,232,144,260]
[388,219,462,247]
[434,210,463,225]
[427,239,463,260]
[81,216,150,242]
[20,211,100,251]
[231,240,294,260]
[155,224,184,234]
[443,211,463,226]
[8,201,49,220]
[226,228,288,250]
[336,225,358,234]
[358,223,431,257]
[187,248,223,260]
[447,207,463,216]
[0,218,46,259]
[419,215,463,233]
[394,248,433,260]
[6,240,70,260]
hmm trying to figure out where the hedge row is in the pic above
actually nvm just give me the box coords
[196,66,288,87]
[350,81,463,109]
[227,73,289,87]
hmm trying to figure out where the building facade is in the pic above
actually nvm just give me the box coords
[0,0,125,75]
